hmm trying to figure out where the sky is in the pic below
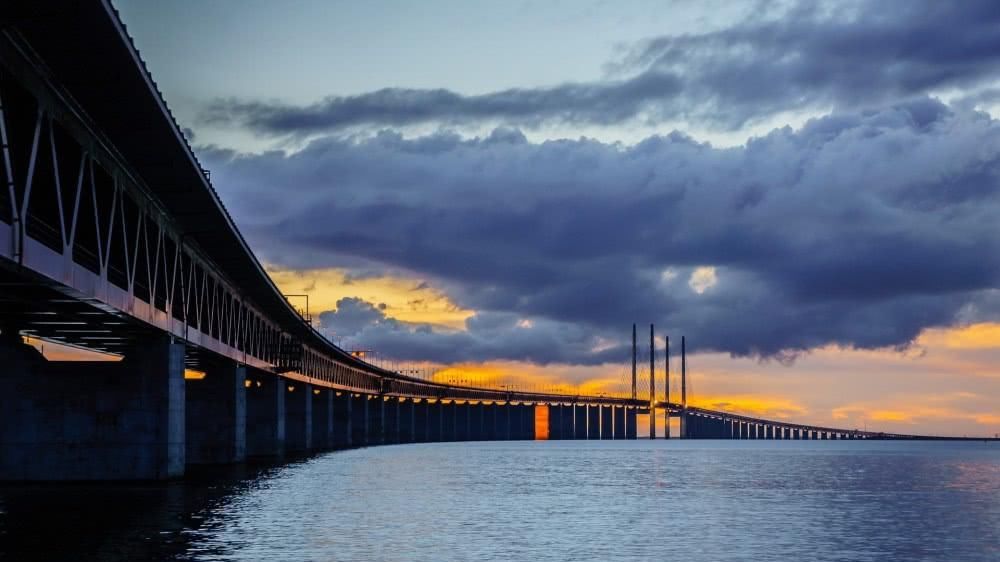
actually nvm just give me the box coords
[112,0,1000,437]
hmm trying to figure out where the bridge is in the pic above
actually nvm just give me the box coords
[0,2,974,481]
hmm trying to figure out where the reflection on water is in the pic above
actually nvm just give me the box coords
[1,441,998,561]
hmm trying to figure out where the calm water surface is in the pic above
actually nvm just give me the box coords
[1,441,997,561]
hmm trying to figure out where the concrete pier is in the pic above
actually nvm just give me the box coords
[443,401,457,442]
[285,383,313,454]
[414,399,429,442]
[523,404,536,440]
[310,388,334,450]
[559,405,574,440]
[334,392,352,448]
[186,361,246,464]
[404,399,417,443]
[246,371,286,458]
[587,406,599,439]
[385,397,400,444]
[600,406,613,439]
[613,406,626,439]
[351,395,368,446]
[468,403,483,441]
[547,404,561,440]
[485,402,497,441]
[574,405,588,439]
[428,400,443,442]
[0,336,185,480]
[369,396,385,445]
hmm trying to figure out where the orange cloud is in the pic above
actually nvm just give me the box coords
[266,265,473,329]
[868,410,913,423]
[917,322,1000,350]
[688,394,808,419]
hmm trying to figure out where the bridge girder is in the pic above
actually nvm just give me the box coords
[0,6,644,408]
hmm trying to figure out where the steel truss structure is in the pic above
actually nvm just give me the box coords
[0,13,642,407]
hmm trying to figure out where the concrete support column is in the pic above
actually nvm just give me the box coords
[626,407,638,440]
[350,394,368,446]
[493,402,503,440]
[560,405,573,440]
[507,404,519,440]
[369,396,385,445]
[309,388,334,450]
[468,403,482,441]
[600,405,613,439]
[186,362,246,465]
[613,406,626,439]
[407,399,417,443]
[574,405,588,439]
[333,392,352,448]
[285,382,313,454]
[395,398,409,443]
[497,403,509,440]
[468,403,476,440]
[547,404,560,440]
[586,405,599,439]
[443,401,456,442]
[246,372,285,458]
[438,400,448,442]
[481,403,495,440]
[451,402,464,441]
[0,336,185,480]
[384,397,399,444]
[413,399,429,442]
[519,404,530,440]
[426,400,441,442]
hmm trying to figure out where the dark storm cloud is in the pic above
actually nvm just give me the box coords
[199,99,1000,363]
[319,299,625,365]
[317,297,390,336]
[202,72,682,135]
[202,1,1000,135]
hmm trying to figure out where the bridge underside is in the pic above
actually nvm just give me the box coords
[0,332,644,481]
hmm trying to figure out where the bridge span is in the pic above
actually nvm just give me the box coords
[0,1,651,480]
[0,2,981,481]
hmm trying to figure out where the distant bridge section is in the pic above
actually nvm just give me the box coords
[659,405,983,441]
